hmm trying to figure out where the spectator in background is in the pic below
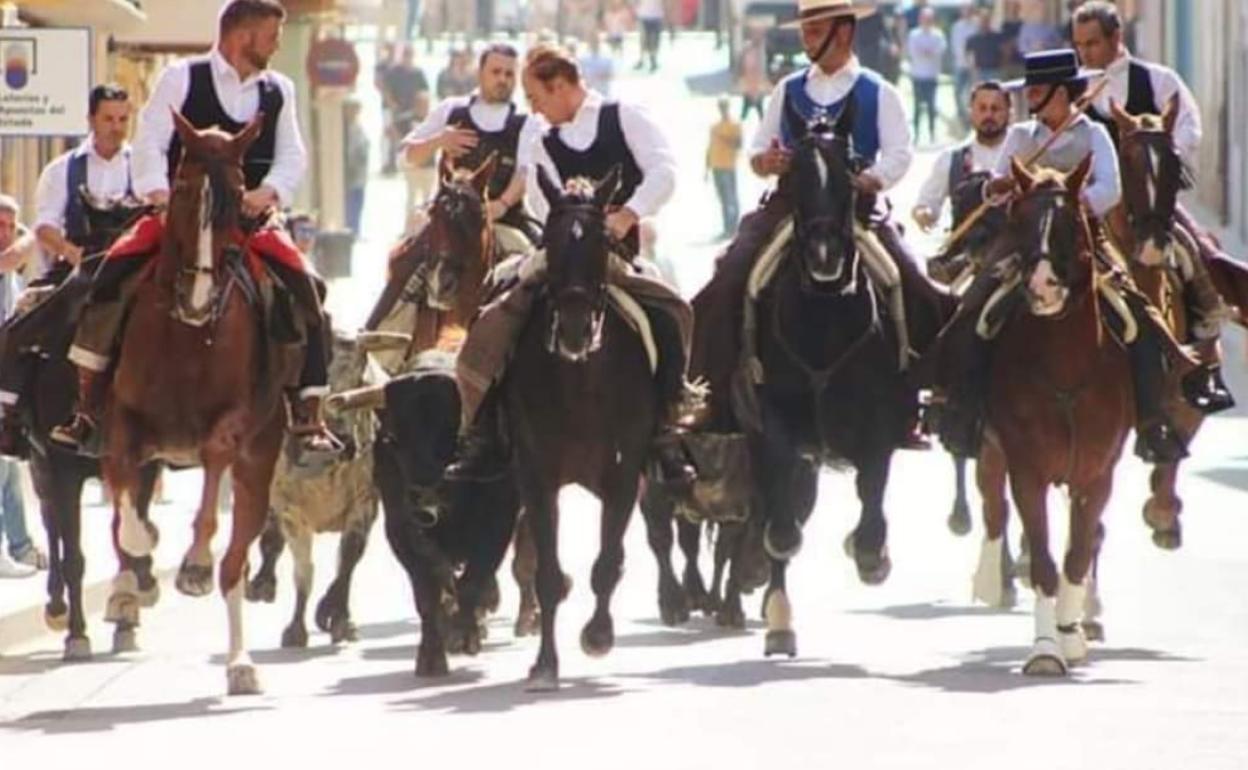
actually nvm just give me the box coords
[343,97,370,236]
[403,90,439,233]
[967,8,1007,84]
[901,0,929,37]
[437,48,476,98]
[578,32,616,96]
[1001,0,1024,74]
[951,3,979,131]
[384,45,430,176]
[635,0,664,73]
[879,10,905,84]
[374,42,397,173]
[738,39,770,121]
[907,7,946,145]
[706,96,741,240]
[603,0,633,56]
[404,0,422,42]
[1018,15,1062,57]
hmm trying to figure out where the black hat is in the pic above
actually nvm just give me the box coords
[1004,49,1102,90]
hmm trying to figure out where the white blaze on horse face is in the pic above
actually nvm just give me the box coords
[813,150,829,192]
[191,176,215,313]
[1027,258,1068,316]
[1146,146,1160,212]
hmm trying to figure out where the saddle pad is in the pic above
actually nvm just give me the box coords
[106,214,164,260]
[746,219,899,299]
[606,285,658,373]
[974,268,1138,344]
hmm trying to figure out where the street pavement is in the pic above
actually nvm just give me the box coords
[1,33,1246,768]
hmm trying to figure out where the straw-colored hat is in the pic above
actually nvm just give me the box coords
[781,0,877,28]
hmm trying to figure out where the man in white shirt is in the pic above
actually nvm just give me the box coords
[447,43,695,484]
[52,0,337,456]
[906,8,946,145]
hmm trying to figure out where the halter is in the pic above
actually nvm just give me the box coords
[543,202,610,361]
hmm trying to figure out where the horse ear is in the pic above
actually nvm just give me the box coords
[1010,157,1035,194]
[594,165,622,209]
[470,152,499,195]
[1108,98,1135,133]
[1066,153,1094,196]
[171,108,198,150]
[232,115,264,157]
[1161,93,1180,135]
[535,164,562,208]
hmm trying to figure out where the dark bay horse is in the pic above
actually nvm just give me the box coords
[102,113,294,695]
[975,157,1134,676]
[747,108,926,658]
[503,168,657,691]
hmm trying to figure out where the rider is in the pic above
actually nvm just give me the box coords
[937,49,1213,464]
[912,80,1011,279]
[444,42,698,484]
[0,84,137,457]
[49,0,339,455]
[400,42,542,252]
[1072,0,1234,409]
[692,0,946,431]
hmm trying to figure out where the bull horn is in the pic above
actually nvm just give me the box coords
[356,331,414,352]
[327,383,387,412]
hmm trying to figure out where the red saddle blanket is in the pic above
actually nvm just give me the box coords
[106,214,312,276]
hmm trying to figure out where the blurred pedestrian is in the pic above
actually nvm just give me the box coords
[951,3,978,130]
[374,42,397,173]
[343,97,370,236]
[907,7,946,145]
[706,96,741,239]
[384,45,429,175]
[878,11,904,84]
[437,48,476,98]
[967,8,1007,84]
[578,32,616,97]
[738,40,770,121]
[603,0,633,56]
[635,0,664,72]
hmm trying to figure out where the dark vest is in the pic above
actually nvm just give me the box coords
[542,102,644,211]
[446,97,526,207]
[947,143,990,228]
[64,147,134,252]
[780,68,883,160]
[167,59,284,190]
[1087,60,1159,147]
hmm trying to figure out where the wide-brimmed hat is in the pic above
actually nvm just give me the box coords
[1004,49,1103,90]
[780,0,877,28]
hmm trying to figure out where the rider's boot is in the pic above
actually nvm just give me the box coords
[50,368,107,450]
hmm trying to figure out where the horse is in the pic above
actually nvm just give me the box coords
[364,155,501,374]
[973,157,1134,675]
[502,167,658,691]
[2,194,162,662]
[745,107,929,658]
[101,112,295,695]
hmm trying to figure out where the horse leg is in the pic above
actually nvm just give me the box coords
[108,464,162,654]
[1058,475,1114,667]
[317,515,372,644]
[280,527,312,649]
[762,558,796,657]
[55,474,90,662]
[32,460,68,632]
[846,450,893,585]
[511,510,540,638]
[1082,522,1106,643]
[177,461,225,598]
[1011,471,1064,676]
[1143,461,1183,550]
[713,523,746,629]
[948,456,973,536]
[678,519,714,615]
[972,440,1016,607]
[640,482,690,627]
[245,511,284,603]
[525,487,563,692]
[580,467,642,658]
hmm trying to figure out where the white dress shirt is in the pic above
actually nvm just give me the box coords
[34,135,134,234]
[528,90,676,222]
[994,114,1121,218]
[907,27,947,81]
[915,137,1006,218]
[751,57,914,190]
[1092,49,1202,165]
[131,49,308,206]
[402,93,543,173]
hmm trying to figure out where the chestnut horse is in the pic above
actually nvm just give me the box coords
[102,114,294,695]
[975,157,1134,676]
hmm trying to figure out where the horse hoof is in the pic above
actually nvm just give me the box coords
[514,612,539,639]
[525,666,560,693]
[855,548,892,586]
[764,630,797,658]
[1151,528,1182,551]
[1060,632,1088,667]
[44,607,69,632]
[947,503,972,537]
[715,602,746,630]
[63,636,92,662]
[658,582,692,627]
[1022,653,1068,677]
[281,624,309,649]
[104,592,140,626]
[245,576,277,604]
[226,664,263,696]
[580,619,615,658]
[765,522,802,560]
[112,627,139,654]
[137,582,161,608]
[330,618,358,645]
[415,654,450,678]
[175,561,214,598]
[1081,620,1105,643]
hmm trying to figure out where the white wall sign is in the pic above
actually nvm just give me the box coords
[0,28,91,137]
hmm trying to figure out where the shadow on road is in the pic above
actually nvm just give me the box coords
[392,676,626,714]
[3,697,273,734]
[208,644,342,666]
[883,645,1198,694]
[328,666,486,697]
[622,658,870,688]
[847,602,1025,621]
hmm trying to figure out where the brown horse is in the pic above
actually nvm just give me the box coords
[365,156,500,373]
[102,113,293,695]
[974,157,1134,676]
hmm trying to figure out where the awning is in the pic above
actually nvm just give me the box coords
[18,0,145,31]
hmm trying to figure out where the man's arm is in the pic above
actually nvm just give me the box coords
[1152,65,1203,166]
[0,225,40,273]
[748,78,788,168]
[400,97,459,168]
[618,102,677,219]
[259,75,309,208]
[131,62,191,202]
[1083,122,1122,218]
[31,154,83,263]
[913,148,954,230]
[868,78,915,191]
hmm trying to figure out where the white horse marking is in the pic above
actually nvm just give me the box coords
[190,176,215,314]
[117,492,154,557]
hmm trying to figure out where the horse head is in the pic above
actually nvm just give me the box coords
[784,100,859,289]
[1009,154,1094,318]
[425,153,498,310]
[1110,95,1190,267]
[166,110,262,321]
[535,164,617,363]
